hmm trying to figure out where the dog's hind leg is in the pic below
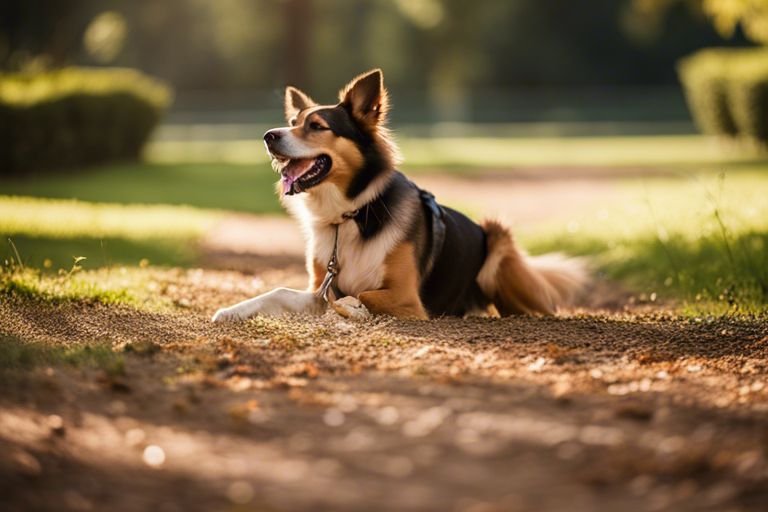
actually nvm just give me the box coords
[476,220,587,316]
[211,288,325,322]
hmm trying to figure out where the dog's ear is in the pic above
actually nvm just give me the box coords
[339,69,388,126]
[285,86,316,122]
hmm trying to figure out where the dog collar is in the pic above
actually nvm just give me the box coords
[315,209,357,303]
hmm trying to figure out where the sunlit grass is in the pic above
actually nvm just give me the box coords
[148,134,765,170]
[401,135,750,168]
[0,196,219,269]
[1,162,281,213]
[523,171,768,315]
[3,235,200,270]
[0,266,171,309]
[0,196,218,239]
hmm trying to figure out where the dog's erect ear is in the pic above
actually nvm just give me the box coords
[339,69,388,126]
[285,86,317,122]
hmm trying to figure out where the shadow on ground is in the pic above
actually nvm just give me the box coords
[1,282,768,511]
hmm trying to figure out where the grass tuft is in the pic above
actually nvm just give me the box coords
[0,265,169,309]
[0,334,124,375]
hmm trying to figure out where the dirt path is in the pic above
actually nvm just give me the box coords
[2,264,768,512]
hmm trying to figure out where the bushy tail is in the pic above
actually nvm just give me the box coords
[477,220,588,315]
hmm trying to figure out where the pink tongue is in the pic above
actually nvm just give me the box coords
[281,158,315,194]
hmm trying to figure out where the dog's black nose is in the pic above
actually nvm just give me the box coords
[263,130,281,146]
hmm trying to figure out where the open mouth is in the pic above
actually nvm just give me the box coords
[278,155,332,195]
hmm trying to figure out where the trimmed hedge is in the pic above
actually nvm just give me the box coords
[678,48,739,137]
[678,48,768,145]
[0,67,172,175]
[728,56,768,144]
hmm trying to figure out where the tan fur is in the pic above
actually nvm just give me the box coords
[477,220,586,316]
[323,137,364,190]
[357,242,428,320]
[310,258,326,292]
[285,86,316,120]
[338,69,389,126]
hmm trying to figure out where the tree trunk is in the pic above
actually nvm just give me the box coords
[283,0,312,88]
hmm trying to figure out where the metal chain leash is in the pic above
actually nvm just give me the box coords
[315,210,357,303]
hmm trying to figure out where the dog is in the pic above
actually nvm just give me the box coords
[212,69,586,322]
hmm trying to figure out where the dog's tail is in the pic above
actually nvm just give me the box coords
[477,220,588,315]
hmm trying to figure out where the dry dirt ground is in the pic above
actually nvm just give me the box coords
[2,172,768,512]
[1,264,768,512]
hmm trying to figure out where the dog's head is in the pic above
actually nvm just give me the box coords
[264,69,398,199]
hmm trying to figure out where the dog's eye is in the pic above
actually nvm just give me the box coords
[308,121,328,131]
[289,117,298,127]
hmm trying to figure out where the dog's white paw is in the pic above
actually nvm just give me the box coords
[211,307,248,323]
[330,296,371,320]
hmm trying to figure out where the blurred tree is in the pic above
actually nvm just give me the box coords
[0,0,102,69]
[630,0,768,43]
[702,0,768,43]
[283,0,312,88]
[0,0,747,95]
[124,1,229,90]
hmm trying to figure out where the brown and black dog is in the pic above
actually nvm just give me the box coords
[212,69,586,322]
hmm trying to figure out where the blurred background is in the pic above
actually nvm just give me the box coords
[0,0,751,128]
[1,0,767,314]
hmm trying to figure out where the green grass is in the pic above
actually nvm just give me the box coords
[149,134,766,170]
[523,171,768,315]
[400,135,754,169]
[0,196,219,269]
[0,334,124,375]
[0,266,170,309]
[1,162,281,213]
[3,235,199,270]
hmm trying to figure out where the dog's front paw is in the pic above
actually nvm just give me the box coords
[212,307,248,323]
[330,296,371,320]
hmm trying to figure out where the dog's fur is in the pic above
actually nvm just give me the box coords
[212,69,587,322]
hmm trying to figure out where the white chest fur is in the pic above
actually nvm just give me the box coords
[283,180,417,298]
[313,222,391,296]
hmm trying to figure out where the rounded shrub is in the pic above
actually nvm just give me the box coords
[727,52,768,146]
[0,67,172,175]
[677,48,739,138]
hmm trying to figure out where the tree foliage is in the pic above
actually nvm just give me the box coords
[0,0,740,93]
[702,0,768,43]
[631,0,768,43]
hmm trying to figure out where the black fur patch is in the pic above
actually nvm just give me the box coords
[315,106,364,142]
[351,172,410,240]
[419,205,490,317]
[315,105,389,200]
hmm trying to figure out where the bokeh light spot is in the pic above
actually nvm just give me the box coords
[142,444,166,468]
[84,11,128,63]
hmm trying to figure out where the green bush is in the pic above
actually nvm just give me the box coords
[727,55,768,145]
[0,67,172,175]
[677,48,739,138]
[678,47,768,145]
